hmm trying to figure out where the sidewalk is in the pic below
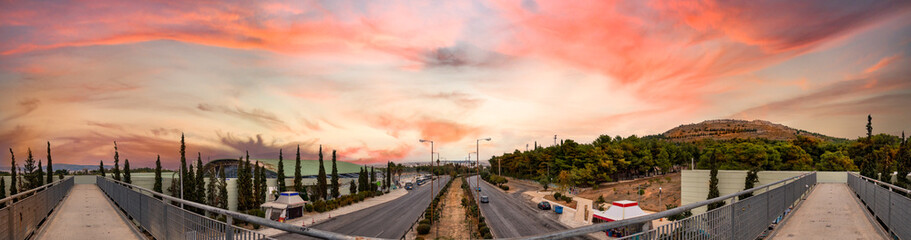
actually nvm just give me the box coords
[772,183,887,240]
[35,184,141,240]
[258,188,409,236]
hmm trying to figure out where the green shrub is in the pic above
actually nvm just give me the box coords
[419,219,431,225]
[554,192,562,200]
[483,232,493,239]
[479,226,490,235]
[416,237,424,240]
[305,204,314,212]
[416,223,431,234]
[499,185,509,191]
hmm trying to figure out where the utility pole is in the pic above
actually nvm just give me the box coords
[419,139,434,237]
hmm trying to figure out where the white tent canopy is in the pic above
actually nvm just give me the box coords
[594,200,648,222]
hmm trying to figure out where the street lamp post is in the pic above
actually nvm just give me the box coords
[659,187,663,209]
[476,137,491,216]
[419,139,435,238]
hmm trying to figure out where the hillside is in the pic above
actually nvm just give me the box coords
[662,119,842,142]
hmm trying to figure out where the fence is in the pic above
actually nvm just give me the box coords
[511,172,817,240]
[95,176,377,240]
[847,172,911,240]
[0,177,75,240]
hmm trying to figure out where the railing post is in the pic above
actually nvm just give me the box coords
[7,199,14,240]
[226,215,234,240]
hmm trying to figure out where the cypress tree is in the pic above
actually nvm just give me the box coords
[37,160,44,186]
[154,155,162,195]
[218,166,228,209]
[739,169,759,200]
[278,149,286,192]
[180,134,188,201]
[370,167,376,192]
[46,141,53,184]
[23,148,36,190]
[195,153,205,203]
[387,162,392,191]
[207,167,217,206]
[293,145,302,193]
[98,160,105,177]
[0,177,5,208]
[254,161,262,205]
[187,164,196,203]
[316,145,327,200]
[9,149,16,196]
[349,179,357,195]
[707,151,725,210]
[358,167,367,192]
[866,115,873,138]
[259,163,266,202]
[112,142,121,181]
[123,159,131,184]
[331,150,339,198]
[237,154,251,211]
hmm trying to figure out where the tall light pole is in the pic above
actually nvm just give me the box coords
[659,187,663,209]
[419,139,434,238]
[476,137,491,211]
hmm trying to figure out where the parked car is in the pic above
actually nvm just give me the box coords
[480,195,489,203]
[537,201,551,210]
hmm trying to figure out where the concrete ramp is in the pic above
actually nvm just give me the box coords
[35,184,141,240]
[772,183,887,240]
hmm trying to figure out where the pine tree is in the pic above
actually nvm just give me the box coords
[112,142,121,181]
[316,145,327,200]
[218,166,228,209]
[37,160,44,186]
[707,151,725,210]
[46,141,53,184]
[293,145,302,193]
[254,161,262,205]
[98,160,105,177]
[207,167,217,206]
[331,150,339,198]
[123,159,131,184]
[350,179,357,195]
[9,149,16,197]
[278,149,286,192]
[866,115,873,138]
[195,153,205,203]
[154,155,163,195]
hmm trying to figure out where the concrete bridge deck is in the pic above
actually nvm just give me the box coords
[34,183,141,240]
[772,183,887,240]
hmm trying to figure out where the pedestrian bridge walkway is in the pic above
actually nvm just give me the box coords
[772,183,886,240]
[35,184,141,240]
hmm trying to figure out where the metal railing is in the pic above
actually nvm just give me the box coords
[95,176,383,240]
[0,177,75,240]
[847,172,911,240]
[509,172,817,240]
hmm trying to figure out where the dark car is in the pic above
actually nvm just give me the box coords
[537,201,551,210]
[480,195,489,203]
[476,187,482,192]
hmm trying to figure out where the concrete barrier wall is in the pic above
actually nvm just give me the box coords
[681,170,851,214]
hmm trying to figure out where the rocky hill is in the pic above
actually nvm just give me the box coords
[662,119,842,142]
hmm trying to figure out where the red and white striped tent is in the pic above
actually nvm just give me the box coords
[593,200,648,222]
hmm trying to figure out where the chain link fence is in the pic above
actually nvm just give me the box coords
[847,173,911,240]
[0,177,75,240]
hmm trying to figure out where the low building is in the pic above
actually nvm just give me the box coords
[261,192,308,222]
[593,200,650,237]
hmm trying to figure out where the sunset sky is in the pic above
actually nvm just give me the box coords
[2,0,910,169]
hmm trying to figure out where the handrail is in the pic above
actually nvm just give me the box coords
[96,176,388,240]
[509,172,816,240]
[850,172,911,195]
[0,176,73,205]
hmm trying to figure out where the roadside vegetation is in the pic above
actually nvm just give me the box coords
[460,176,492,239]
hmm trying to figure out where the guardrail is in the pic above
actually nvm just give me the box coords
[0,177,75,240]
[847,172,911,240]
[95,176,384,240]
[509,172,817,240]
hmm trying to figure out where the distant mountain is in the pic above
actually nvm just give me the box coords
[662,119,844,142]
[0,163,110,172]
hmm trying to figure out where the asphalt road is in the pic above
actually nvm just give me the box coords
[466,176,584,239]
[276,176,450,239]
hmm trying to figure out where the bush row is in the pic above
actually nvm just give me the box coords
[461,176,492,239]
[553,192,573,203]
[303,190,385,213]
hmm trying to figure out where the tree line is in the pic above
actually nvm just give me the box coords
[3,141,64,208]
[490,115,911,190]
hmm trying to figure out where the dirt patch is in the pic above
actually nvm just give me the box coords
[418,178,469,239]
[504,176,544,193]
[575,173,681,212]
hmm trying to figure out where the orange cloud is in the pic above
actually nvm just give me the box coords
[864,55,901,73]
